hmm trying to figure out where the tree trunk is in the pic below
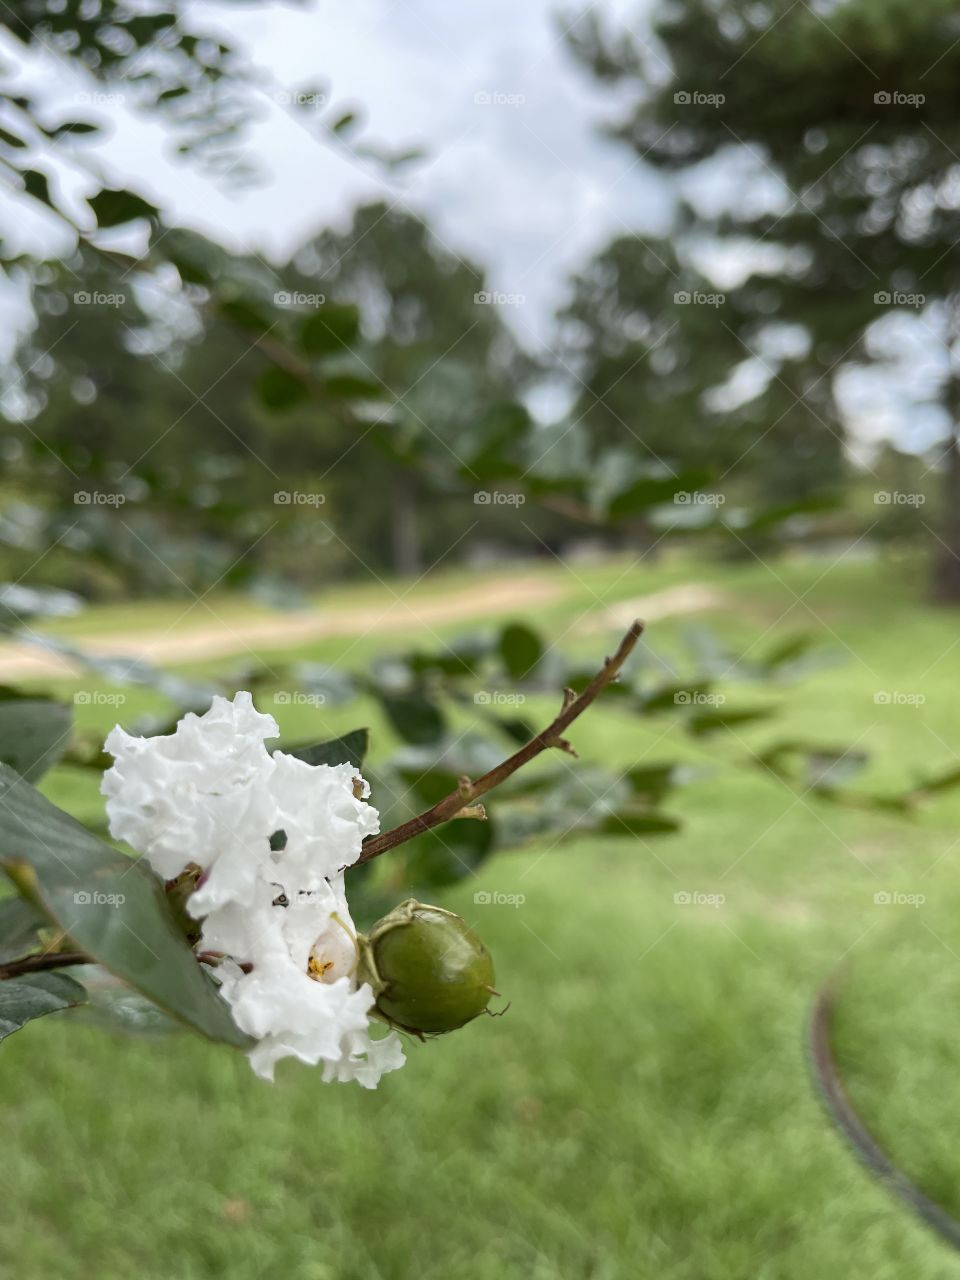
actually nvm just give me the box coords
[932,418,960,603]
[390,471,422,578]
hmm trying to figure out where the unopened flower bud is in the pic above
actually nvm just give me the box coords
[357,899,497,1036]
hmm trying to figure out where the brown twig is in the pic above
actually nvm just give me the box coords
[0,949,91,980]
[355,619,644,866]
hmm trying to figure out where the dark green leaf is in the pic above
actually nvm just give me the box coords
[379,691,446,745]
[256,365,311,411]
[599,808,682,836]
[608,468,713,520]
[290,728,369,770]
[404,815,495,887]
[21,169,53,208]
[912,765,960,797]
[626,762,685,804]
[0,972,86,1043]
[687,707,774,735]
[330,110,359,136]
[0,766,249,1047]
[323,374,387,400]
[499,622,543,679]
[48,120,100,138]
[299,305,360,356]
[0,698,72,781]
[88,187,159,228]
[0,126,26,148]
[218,297,272,332]
[641,682,713,713]
[0,895,46,964]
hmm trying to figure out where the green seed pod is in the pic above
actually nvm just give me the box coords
[357,898,497,1036]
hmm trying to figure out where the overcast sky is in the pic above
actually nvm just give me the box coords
[1,0,947,452]
[4,0,670,365]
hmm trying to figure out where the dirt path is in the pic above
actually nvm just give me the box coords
[0,575,570,680]
[0,576,725,681]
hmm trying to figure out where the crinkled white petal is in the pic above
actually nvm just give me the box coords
[219,957,403,1086]
[270,754,380,886]
[101,692,279,882]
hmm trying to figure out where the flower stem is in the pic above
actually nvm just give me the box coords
[0,949,91,980]
[355,619,644,866]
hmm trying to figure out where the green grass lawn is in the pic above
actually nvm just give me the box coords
[3,547,960,1279]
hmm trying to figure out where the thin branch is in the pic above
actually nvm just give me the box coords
[355,620,644,866]
[0,949,91,981]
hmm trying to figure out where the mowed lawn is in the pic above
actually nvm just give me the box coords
[2,548,960,1280]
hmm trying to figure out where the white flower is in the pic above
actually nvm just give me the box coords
[100,691,277,885]
[101,692,404,1087]
[269,752,380,887]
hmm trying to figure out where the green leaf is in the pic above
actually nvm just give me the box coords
[75,973,180,1037]
[640,682,713,713]
[0,698,72,782]
[0,766,249,1047]
[404,816,496,887]
[755,740,869,791]
[0,895,46,964]
[912,765,960,797]
[599,808,682,836]
[290,728,369,770]
[257,365,311,411]
[48,120,100,138]
[687,707,774,735]
[330,109,359,136]
[88,187,159,228]
[323,374,387,400]
[0,972,86,1043]
[0,126,26,148]
[218,297,272,333]
[607,468,713,520]
[379,691,446,746]
[626,762,686,805]
[299,305,360,356]
[499,622,543,679]
[21,168,53,208]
